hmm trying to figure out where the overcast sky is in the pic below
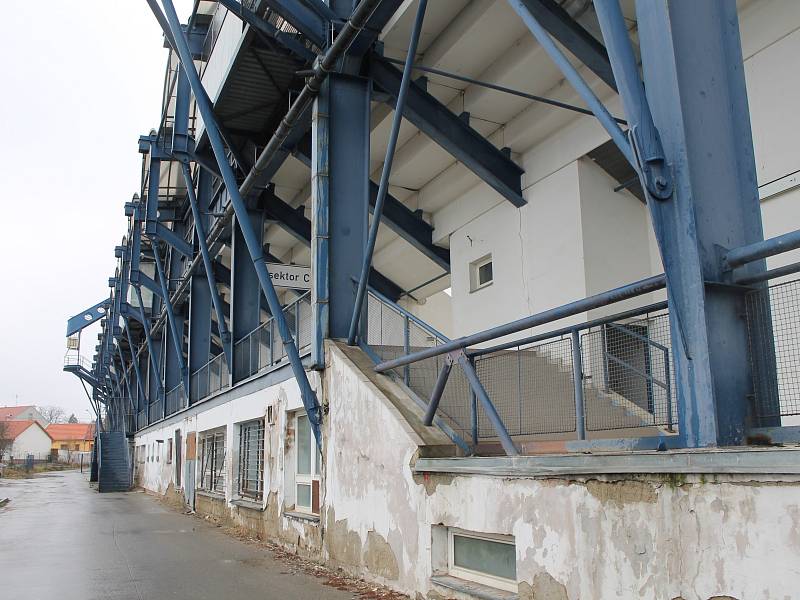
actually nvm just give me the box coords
[0,1,193,420]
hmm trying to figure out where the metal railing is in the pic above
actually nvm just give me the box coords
[148,399,163,424]
[232,291,312,383]
[746,277,800,427]
[365,287,676,450]
[63,353,93,372]
[137,410,148,430]
[165,384,187,416]
[190,352,230,402]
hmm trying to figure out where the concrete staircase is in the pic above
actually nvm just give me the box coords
[98,432,131,493]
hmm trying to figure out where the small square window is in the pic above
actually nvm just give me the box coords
[469,255,493,292]
[448,529,516,592]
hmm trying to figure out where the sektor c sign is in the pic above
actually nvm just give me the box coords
[266,263,312,290]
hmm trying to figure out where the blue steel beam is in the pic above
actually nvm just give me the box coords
[158,0,322,448]
[151,242,189,394]
[181,162,233,366]
[259,0,329,48]
[369,55,525,208]
[294,136,450,271]
[506,0,635,168]
[123,315,148,407]
[514,0,617,91]
[634,0,767,446]
[138,272,165,299]
[66,299,110,337]
[215,0,317,62]
[261,187,405,301]
[348,0,428,345]
[132,284,164,402]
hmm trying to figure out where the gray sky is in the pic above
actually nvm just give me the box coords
[0,1,193,420]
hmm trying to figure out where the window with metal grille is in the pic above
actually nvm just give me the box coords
[238,419,264,500]
[294,413,320,514]
[200,429,225,493]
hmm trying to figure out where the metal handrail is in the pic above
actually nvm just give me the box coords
[374,274,667,373]
[234,290,311,348]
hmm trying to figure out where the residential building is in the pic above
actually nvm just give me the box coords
[64,2,800,598]
[46,423,95,453]
[0,421,53,461]
[0,405,48,428]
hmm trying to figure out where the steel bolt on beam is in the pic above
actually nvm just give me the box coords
[348,0,428,345]
[157,0,322,448]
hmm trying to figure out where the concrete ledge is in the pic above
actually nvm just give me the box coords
[430,575,518,600]
[415,447,800,477]
[231,497,264,511]
[283,510,320,524]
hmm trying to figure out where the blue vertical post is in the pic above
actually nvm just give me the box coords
[182,162,232,367]
[157,0,322,448]
[571,330,586,440]
[311,79,329,368]
[231,211,264,383]
[152,242,188,397]
[347,0,428,344]
[634,0,766,445]
[326,73,371,340]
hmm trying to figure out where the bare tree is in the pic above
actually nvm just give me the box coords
[38,405,66,425]
[0,421,12,461]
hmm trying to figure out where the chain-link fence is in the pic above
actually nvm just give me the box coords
[746,278,800,426]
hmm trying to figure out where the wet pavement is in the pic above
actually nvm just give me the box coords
[0,470,356,600]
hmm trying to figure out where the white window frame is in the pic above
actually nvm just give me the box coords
[469,254,493,293]
[447,528,517,592]
[294,412,320,514]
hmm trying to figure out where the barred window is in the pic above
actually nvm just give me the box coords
[200,429,225,493]
[238,419,264,500]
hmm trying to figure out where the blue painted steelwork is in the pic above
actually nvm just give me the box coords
[593,0,672,200]
[347,0,428,346]
[157,0,322,448]
[66,300,110,337]
[123,314,148,408]
[151,241,189,395]
[724,229,800,270]
[311,78,329,369]
[181,162,232,367]
[369,55,526,207]
[505,0,634,168]
[635,0,767,446]
[231,210,264,383]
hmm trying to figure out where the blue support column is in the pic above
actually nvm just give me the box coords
[231,210,264,382]
[348,0,427,344]
[310,78,330,369]
[327,74,370,339]
[152,242,189,395]
[635,0,767,445]
[157,0,322,448]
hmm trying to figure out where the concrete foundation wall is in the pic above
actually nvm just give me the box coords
[135,343,800,600]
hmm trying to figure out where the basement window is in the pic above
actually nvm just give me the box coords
[448,529,517,592]
[295,413,320,514]
[469,254,493,292]
[238,419,264,501]
[200,429,226,494]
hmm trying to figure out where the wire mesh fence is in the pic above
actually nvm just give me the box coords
[746,278,800,426]
[165,384,187,416]
[365,291,678,443]
[581,311,675,431]
[190,352,231,404]
[232,292,312,383]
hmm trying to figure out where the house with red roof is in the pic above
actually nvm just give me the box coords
[0,405,48,428]
[0,420,53,461]
[47,423,95,454]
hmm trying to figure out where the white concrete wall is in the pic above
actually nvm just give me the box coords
[135,345,800,600]
[9,425,52,458]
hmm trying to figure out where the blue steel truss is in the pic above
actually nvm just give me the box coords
[63,0,795,459]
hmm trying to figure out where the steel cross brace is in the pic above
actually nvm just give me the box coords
[157,0,323,450]
[151,240,190,395]
[180,161,233,368]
